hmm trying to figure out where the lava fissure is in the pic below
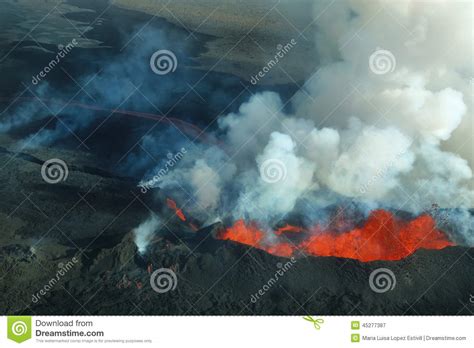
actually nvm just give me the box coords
[166,198,186,221]
[217,210,454,262]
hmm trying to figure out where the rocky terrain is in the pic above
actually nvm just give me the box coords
[0,137,472,315]
[114,0,317,83]
[0,0,473,317]
[1,0,317,85]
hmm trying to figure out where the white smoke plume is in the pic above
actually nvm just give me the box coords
[133,215,161,253]
[146,0,473,242]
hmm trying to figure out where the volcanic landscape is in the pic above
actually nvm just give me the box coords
[1,0,473,316]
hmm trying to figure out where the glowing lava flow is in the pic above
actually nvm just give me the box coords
[217,210,454,262]
[165,198,201,231]
[166,198,186,221]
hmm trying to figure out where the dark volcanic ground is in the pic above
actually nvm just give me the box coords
[0,142,473,315]
[0,1,473,316]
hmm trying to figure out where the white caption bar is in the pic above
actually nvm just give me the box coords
[0,316,472,347]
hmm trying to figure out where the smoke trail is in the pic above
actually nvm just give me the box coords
[151,0,473,244]
[133,214,161,254]
[1,1,471,246]
[0,27,192,152]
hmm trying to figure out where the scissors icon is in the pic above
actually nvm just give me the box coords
[470,294,474,304]
[303,316,324,330]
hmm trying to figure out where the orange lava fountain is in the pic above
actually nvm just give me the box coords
[166,198,186,221]
[217,210,454,262]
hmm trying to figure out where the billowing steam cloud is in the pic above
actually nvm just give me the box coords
[148,0,473,243]
[1,0,472,248]
[133,215,161,254]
